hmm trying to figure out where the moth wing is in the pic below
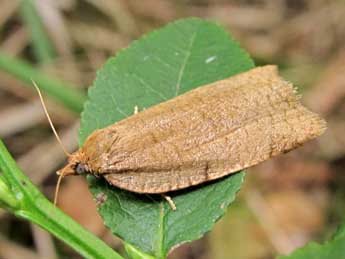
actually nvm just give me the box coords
[104,161,221,194]
[84,66,326,194]
[103,107,325,194]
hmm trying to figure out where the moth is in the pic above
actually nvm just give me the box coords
[36,65,326,208]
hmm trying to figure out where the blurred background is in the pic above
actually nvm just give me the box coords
[0,0,344,258]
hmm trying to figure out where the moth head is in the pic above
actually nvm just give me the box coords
[54,151,88,206]
[56,151,88,177]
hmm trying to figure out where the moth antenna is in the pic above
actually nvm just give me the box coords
[54,169,66,206]
[32,80,71,157]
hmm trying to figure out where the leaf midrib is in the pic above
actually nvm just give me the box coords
[174,26,198,96]
[155,203,165,258]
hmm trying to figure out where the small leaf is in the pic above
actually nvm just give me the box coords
[80,18,254,257]
[277,223,345,259]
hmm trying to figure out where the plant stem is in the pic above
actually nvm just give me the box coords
[0,52,86,113]
[0,139,123,259]
[20,0,56,63]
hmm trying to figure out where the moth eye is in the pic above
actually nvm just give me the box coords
[75,163,87,175]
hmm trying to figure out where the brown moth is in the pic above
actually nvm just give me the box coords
[56,65,326,196]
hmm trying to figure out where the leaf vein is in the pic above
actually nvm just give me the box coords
[174,27,199,96]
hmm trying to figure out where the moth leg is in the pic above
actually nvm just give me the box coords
[162,194,176,211]
[134,105,138,114]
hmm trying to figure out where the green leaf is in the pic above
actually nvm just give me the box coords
[80,18,254,258]
[277,223,345,259]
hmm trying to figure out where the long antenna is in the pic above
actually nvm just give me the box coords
[54,170,65,206]
[32,80,71,157]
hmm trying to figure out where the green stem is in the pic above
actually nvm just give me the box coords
[0,52,86,113]
[0,139,123,259]
[20,0,56,63]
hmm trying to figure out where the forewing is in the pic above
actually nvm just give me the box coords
[87,66,326,193]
